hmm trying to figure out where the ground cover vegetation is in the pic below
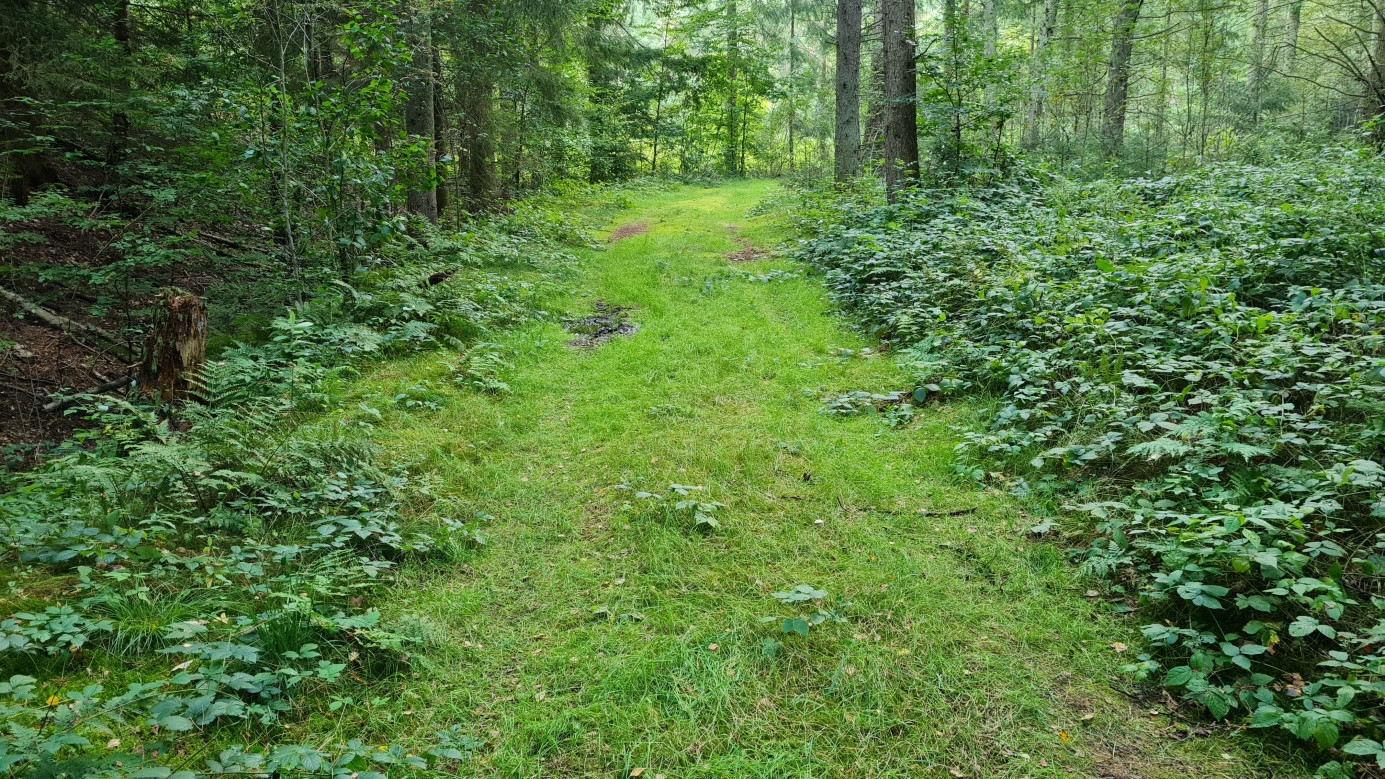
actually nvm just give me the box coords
[4,0,1385,776]
[786,150,1385,775]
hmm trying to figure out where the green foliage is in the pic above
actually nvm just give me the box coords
[616,482,725,533]
[789,149,1385,767]
[760,585,851,642]
[0,185,585,777]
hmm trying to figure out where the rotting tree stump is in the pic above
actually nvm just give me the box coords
[139,288,207,403]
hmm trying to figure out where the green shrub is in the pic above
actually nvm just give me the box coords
[789,149,1385,767]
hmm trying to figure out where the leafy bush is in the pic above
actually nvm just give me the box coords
[788,149,1385,766]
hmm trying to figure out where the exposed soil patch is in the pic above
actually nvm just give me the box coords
[563,302,639,349]
[723,223,768,262]
[726,246,769,262]
[608,221,649,243]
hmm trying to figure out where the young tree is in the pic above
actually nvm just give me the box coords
[834,0,864,180]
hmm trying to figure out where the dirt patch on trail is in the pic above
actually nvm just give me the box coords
[723,223,768,262]
[608,222,649,243]
[564,302,639,349]
[726,246,769,262]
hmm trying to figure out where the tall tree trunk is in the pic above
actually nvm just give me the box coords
[981,0,999,107]
[835,0,864,181]
[882,0,919,199]
[864,0,887,163]
[1100,0,1144,158]
[404,5,438,223]
[788,0,796,173]
[1024,0,1060,147]
[724,0,741,176]
[459,0,495,211]
[1247,0,1269,125]
[432,42,448,215]
[1283,0,1302,75]
[108,0,132,170]
[1369,5,1385,141]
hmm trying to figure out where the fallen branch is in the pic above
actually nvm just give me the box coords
[0,286,125,346]
[43,375,134,413]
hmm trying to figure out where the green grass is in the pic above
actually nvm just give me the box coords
[324,181,1305,778]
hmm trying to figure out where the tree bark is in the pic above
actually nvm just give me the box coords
[138,288,207,404]
[882,0,919,199]
[1100,0,1144,158]
[835,0,864,181]
[404,5,438,223]
[1283,0,1302,75]
[0,286,124,347]
[724,0,742,176]
[1024,0,1060,148]
[1247,0,1269,124]
[1364,6,1385,143]
[459,0,496,211]
[432,42,448,215]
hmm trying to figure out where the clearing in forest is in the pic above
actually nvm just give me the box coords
[348,181,1298,778]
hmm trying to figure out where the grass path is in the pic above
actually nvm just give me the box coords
[345,181,1297,778]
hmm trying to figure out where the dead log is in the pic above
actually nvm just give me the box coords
[42,375,134,413]
[138,288,207,403]
[0,285,125,346]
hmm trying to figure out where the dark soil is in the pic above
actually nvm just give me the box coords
[608,222,649,242]
[0,214,255,454]
[563,302,639,349]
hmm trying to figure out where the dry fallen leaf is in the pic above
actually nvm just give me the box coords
[629,769,645,778]
[1080,713,1095,721]
[949,770,966,778]
[1110,642,1128,653]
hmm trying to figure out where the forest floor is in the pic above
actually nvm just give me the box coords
[337,181,1305,778]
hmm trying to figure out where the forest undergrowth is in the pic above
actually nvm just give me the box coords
[2,178,1306,779]
[0,182,654,778]
[784,148,1385,776]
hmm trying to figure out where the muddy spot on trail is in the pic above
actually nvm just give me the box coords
[608,222,649,243]
[564,302,640,349]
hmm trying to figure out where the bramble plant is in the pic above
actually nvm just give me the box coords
[788,149,1385,770]
[616,482,726,532]
[761,585,852,642]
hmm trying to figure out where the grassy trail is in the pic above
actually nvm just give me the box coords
[349,181,1293,778]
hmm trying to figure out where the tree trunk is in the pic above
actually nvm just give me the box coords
[459,0,496,211]
[1369,6,1385,141]
[108,0,132,169]
[1247,0,1269,125]
[788,0,796,173]
[1283,0,1302,75]
[882,0,919,199]
[1100,0,1144,158]
[138,288,207,404]
[724,0,741,176]
[835,0,864,181]
[1024,0,1060,148]
[432,42,448,216]
[404,6,438,223]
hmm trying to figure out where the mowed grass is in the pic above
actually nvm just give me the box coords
[329,181,1305,778]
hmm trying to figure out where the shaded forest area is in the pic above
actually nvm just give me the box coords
[3,0,1384,444]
